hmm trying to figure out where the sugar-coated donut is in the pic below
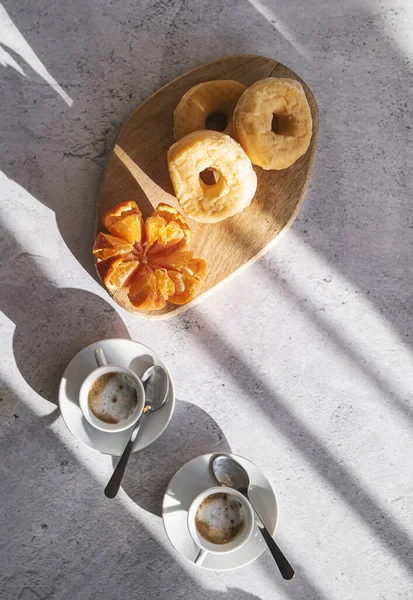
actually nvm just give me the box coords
[168,130,257,224]
[174,80,247,141]
[234,78,312,170]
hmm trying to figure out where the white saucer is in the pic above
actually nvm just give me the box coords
[59,338,175,456]
[162,453,278,571]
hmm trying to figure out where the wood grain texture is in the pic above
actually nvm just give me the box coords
[97,55,319,319]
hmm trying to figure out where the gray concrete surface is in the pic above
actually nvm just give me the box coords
[1,0,413,598]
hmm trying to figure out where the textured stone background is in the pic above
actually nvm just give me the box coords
[1,0,413,598]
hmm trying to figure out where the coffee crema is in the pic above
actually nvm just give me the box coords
[195,492,246,545]
[88,372,138,424]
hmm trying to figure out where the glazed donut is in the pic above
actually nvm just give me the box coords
[174,80,247,141]
[234,78,312,170]
[168,130,257,224]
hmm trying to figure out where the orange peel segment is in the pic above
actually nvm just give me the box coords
[168,257,207,305]
[95,256,139,294]
[93,201,207,311]
[145,216,185,254]
[93,233,132,261]
[103,200,144,244]
[150,203,191,251]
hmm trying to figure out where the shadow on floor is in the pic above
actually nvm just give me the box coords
[0,220,129,404]
[0,377,262,600]
[116,398,231,516]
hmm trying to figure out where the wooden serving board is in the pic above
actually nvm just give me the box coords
[97,55,319,319]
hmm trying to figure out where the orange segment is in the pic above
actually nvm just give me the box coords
[128,266,175,310]
[103,201,144,244]
[144,216,185,251]
[184,257,207,279]
[93,232,132,260]
[144,216,167,247]
[168,257,207,304]
[168,271,203,305]
[150,250,193,270]
[128,265,157,309]
[155,268,175,299]
[147,222,186,256]
[152,203,191,249]
[96,256,139,293]
[94,201,207,310]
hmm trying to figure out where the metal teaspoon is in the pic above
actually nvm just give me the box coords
[212,455,295,580]
[104,365,169,499]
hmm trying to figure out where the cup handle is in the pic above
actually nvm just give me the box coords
[194,548,207,566]
[94,348,107,367]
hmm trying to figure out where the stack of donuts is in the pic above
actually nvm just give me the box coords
[168,78,313,224]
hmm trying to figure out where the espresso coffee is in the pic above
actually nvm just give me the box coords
[88,372,138,424]
[195,493,246,545]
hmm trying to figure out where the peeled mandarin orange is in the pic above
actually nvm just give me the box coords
[93,201,207,311]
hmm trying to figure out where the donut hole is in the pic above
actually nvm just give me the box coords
[271,114,280,134]
[200,167,221,186]
[272,113,300,137]
[205,112,228,133]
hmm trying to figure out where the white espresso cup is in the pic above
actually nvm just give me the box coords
[187,486,254,566]
[79,348,145,433]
